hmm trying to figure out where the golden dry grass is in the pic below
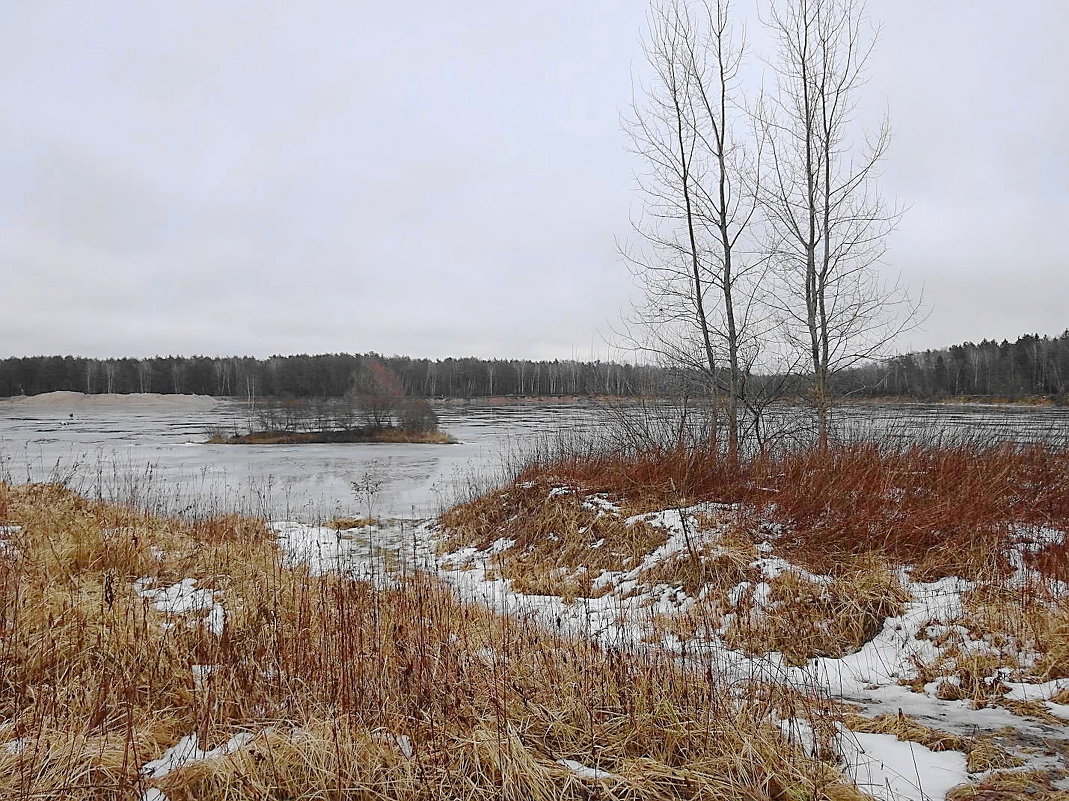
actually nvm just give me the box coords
[947,770,1069,801]
[723,555,909,666]
[0,482,864,800]
[440,479,670,599]
[326,516,378,530]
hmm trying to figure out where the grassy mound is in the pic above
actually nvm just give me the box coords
[439,441,1069,685]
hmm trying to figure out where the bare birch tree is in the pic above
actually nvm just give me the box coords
[759,0,919,444]
[624,0,767,454]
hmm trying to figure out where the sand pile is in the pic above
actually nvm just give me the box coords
[0,392,218,412]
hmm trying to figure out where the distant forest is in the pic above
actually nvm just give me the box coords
[3,330,1068,402]
[838,331,1069,401]
[0,353,667,399]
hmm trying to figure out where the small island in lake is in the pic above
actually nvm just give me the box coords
[208,425,454,445]
[208,360,455,445]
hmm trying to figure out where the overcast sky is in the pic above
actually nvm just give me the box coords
[1,1,1065,360]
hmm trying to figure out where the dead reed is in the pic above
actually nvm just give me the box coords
[488,440,1069,579]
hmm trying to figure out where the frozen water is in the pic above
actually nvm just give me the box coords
[0,397,605,519]
[1,396,1066,521]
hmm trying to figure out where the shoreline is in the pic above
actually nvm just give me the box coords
[207,428,455,445]
[1,390,1062,411]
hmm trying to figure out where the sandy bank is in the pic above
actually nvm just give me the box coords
[0,391,218,412]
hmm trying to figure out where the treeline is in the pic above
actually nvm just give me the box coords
[840,331,1069,401]
[7,331,1069,402]
[0,353,670,399]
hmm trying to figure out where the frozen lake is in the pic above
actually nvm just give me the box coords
[0,395,605,520]
[0,394,1066,521]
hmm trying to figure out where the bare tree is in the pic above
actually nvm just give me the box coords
[759,0,919,445]
[349,359,405,430]
[624,0,768,454]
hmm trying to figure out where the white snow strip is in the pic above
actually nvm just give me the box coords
[582,494,621,515]
[191,664,213,689]
[0,525,21,558]
[1046,702,1069,721]
[270,521,392,582]
[204,604,226,637]
[141,731,255,780]
[136,577,215,614]
[752,555,832,585]
[394,733,414,759]
[1003,677,1069,702]
[271,519,438,579]
[486,537,515,555]
[556,758,621,781]
[625,505,717,575]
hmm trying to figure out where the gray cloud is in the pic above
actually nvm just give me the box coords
[1,1,1065,360]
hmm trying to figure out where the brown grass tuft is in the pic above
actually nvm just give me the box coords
[326,516,377,530]
[948,770,1069,801]
[724,555,909,666]
[441,480,670,597]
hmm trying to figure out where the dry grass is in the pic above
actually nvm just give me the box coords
[0,482,863,800]
[644,552,909,667]
[512,441,1069,579]
[326,516,378,530]
[723,555,909,666]
[911,583,1069,708]
[441,479,670,599]
[947,770,1069,801]
[366,428,455,444]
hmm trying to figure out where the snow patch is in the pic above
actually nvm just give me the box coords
[0,524,21,558]
[134,577,227,635]
[141,731,255,780]
[556,758,621,781]
[841,729,968,801]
